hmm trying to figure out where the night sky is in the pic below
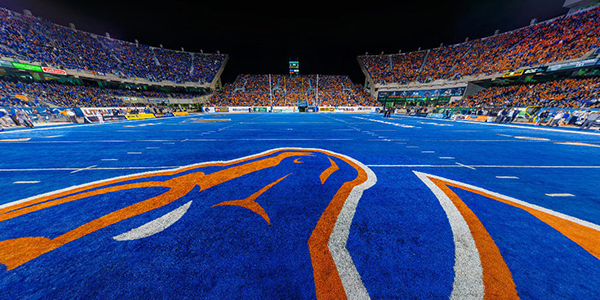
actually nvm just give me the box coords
[0,0,570,83]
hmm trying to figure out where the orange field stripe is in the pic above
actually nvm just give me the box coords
[431,178,519,299]
[446,182,600,261]
[308,151,368,299]
[319,157,339,184]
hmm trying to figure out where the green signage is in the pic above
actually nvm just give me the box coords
[11,62,43,72]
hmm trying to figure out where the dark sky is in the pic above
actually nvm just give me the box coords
[0,0,570,83]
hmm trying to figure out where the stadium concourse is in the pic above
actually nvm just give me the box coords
[0,1,600,299]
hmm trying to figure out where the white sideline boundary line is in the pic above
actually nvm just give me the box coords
[388,115,600,136]
[366,165,600,169]
[4,164,596,172]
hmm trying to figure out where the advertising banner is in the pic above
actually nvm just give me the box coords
[427,113,446,119]
[148,98,169,104]
[502,70,524,78]
[102,115,127,121]
[271,107,296,113]
[204,107,229,113]
[229,107,251,113]
[81,107,126,117]
[154,112,175,118]
[125,114,155,120]
[12,62,43,72]
[253,107,268,113]
[464,115,490,122]
[42,67,66,75]
[318,107,335,112]
[378,87,466,101]
[547,58,598,72]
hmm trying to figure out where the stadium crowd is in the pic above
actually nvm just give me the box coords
[0,8,226,84]
[361,6,600,85]
[0,77,203,108]
[208,75,379,107]
[449,76,600,109]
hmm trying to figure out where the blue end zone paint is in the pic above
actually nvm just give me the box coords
[1,113,599,298]
[451,187,600,299]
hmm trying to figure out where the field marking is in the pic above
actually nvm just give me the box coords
[146,147,160,149]
[353,116,416,128]
[0,166,180,172]
[513,136,551,141]
[545,193,575,197]
[101,159,119,161]
[114,201,193,241]
[456,162,476,170]
[554,142,600,147]
[367,165,600,169]
[399,114,600,136]
[496,176,519,179]
[0,138,31,142]
[414,172,484,299]
[13,181,40,184]
[439,157,455,159]
[2,138,583,144]
[71,165,98,174]
[127,152,143,155]
[421,151,435,153]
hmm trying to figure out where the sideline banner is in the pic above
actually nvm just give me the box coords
[427,113,446,119]
[229,107,252,113]
[102,115,127,121]
[253,107,269,113]
[154,112,175,118]
[204,107,229,113]
[271,107,296,113]
[318,107,335,112]
[125,114,155,120]
[319,106,381,113]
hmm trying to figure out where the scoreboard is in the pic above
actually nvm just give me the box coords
[289,61,299,75]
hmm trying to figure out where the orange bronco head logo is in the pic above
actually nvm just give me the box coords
[0,148,376,299]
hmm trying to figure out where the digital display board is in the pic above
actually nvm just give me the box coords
[546,58,598,72]
[289,61,299,74]
[378,87,466,102]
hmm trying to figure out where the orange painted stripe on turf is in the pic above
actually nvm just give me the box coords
[0,150,315,270]
[308,151,368,299]
[319,157,339,185]
[430,178,519,300]
[445,182,600,261]
[0,148,302,218]
[212,174,291,225]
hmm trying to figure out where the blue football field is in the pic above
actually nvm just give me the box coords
[0,112,599,299]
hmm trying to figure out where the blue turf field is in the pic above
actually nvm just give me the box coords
[1,113,599,299]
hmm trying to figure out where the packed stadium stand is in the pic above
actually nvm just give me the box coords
[359,5,600,86]
[0,76,207,108]
[0,7,227,86]
[358,2,600,120]
[449,76,600,109]
[209,74,379,107]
